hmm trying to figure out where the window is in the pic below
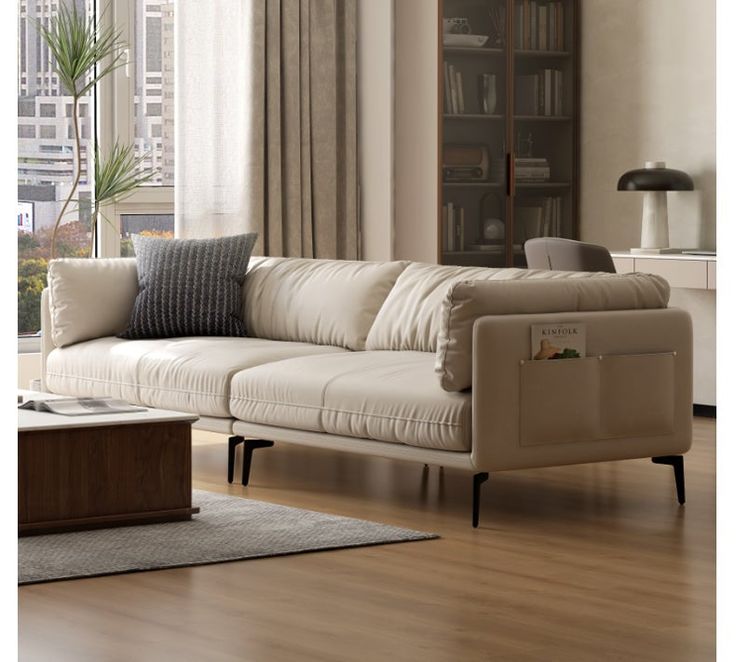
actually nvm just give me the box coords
[17,0,95,337]
[18,99,35,117]
[17,0,176,340]
[120,214,174,256]
[145,18,162,71]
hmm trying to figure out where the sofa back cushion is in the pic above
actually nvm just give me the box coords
[47,258,139,348]
[243,257,408,350]
[436,272,671,391]
[366,263,518,352]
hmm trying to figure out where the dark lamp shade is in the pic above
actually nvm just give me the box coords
[617,168,694,192]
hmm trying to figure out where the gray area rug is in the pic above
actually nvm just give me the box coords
[19,490,438,585]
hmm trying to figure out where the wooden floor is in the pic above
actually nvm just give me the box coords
[19,418,716,662]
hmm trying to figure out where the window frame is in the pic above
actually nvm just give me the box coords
[97,0,174,258]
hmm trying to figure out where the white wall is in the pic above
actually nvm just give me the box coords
[580,0,716,250]
[358,0,395,261]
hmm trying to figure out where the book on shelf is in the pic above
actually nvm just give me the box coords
[443,202,466,251]
[516,0,565,51]
[516,196,563,241]
[442,63,468,115]
[455,69,465,114]
[446,202,454,249]
[515,157,550,182]
[443,61,453,114]
[539,5,547,51]
[448,64,460,114]
[514,69,564,116]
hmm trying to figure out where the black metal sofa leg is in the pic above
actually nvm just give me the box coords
[227,436,243,484]
[472,472,490,528]
[652,455,686,504]
[228,436,275,486]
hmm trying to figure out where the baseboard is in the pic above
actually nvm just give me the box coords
[693,404,716,418]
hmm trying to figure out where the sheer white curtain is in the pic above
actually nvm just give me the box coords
[175,0,358,259]
[175,1,257,240]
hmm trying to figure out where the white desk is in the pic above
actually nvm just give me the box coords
[611,252,716,407]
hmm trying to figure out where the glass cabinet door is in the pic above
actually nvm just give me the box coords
[440,0,510,267]
[511,0,577,267]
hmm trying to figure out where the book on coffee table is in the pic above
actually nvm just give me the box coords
[19,397,146,416]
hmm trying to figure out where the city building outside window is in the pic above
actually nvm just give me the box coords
[17,0,175,341]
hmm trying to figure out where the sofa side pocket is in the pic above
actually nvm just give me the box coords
[519,358,600,447]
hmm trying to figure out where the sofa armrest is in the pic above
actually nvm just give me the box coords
[47,258,139,348]
[471,308,692,472]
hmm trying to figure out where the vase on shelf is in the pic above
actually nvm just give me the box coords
[479,74,497,115]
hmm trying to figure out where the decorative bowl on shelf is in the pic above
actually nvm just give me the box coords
[443,34,489,48]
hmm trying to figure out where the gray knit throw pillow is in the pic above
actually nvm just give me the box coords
[119,233,258,339]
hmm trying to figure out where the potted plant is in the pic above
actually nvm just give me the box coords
[35,3,156,259]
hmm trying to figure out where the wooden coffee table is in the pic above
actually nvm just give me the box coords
[18,391,200,537]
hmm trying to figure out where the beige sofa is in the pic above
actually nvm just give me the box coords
[41,256,692,526]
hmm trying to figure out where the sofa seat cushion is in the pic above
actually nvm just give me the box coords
[229,352,471,451]
[46,337,347,417]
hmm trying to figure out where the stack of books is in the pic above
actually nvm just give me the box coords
[515,69,564,116]
[515,157,550,182]
[443,62,466,115]
[515,0,565,51]
[442,202,466,251]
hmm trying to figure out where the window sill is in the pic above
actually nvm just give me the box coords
[18,335,41,354]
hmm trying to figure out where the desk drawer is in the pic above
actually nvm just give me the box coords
[635,258,708,289]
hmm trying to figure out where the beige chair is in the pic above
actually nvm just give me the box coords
[524,237,616,273]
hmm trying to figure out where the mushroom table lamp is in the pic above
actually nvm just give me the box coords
[617,161,694,254]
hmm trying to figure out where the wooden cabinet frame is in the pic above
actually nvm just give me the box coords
[437,0,580,267]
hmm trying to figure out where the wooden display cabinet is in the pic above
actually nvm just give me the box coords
[438,0,579,267]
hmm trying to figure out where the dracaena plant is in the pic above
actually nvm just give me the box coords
[34,3,144,258]
[91,142,157,257]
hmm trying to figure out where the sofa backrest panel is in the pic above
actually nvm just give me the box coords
[365,262,631,353]
[366,263,514,352]
[47,258,139,347]
[243,257,409,350]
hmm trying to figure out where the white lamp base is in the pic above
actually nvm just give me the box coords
[640,189,670,249]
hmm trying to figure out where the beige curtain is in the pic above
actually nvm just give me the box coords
[176,0,359,260]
